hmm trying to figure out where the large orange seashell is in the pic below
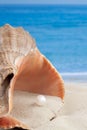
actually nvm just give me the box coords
[0,24,64,129]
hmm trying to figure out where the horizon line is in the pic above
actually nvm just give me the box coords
[0,3,87,5]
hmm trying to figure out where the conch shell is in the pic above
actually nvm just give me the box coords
[0,24,64,130]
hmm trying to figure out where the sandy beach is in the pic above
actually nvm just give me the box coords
[0,80,87,130]
[9,81,87,130]
[35,82,87,130]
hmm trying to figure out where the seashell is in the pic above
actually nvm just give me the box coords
[0,116,29,129]
[0,24,64,129]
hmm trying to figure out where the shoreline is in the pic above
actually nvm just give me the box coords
[64,81,87,87]
[61,72,87,83]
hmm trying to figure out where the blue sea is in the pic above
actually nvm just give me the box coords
[0,4,87,81]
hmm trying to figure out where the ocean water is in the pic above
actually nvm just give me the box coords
[0,4,87,81]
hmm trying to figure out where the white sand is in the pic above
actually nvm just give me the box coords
[35,82,87,130]
[11,91,63,129]
[11,82,87,130]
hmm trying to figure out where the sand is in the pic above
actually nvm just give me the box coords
[11,91,63,129]
[35,82,87,130]
[1,82,87,130]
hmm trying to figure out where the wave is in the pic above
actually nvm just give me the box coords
[60,72,87,82]
[61,72,87,76]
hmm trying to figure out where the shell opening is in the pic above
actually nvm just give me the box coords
[0,73,14,116]
[1,73,14,97]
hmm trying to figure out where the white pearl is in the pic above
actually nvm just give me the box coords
[36,95,46,106]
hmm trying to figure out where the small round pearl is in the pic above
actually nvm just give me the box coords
[36,95,46,106]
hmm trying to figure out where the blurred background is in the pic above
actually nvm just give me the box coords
[0,0,87,81]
